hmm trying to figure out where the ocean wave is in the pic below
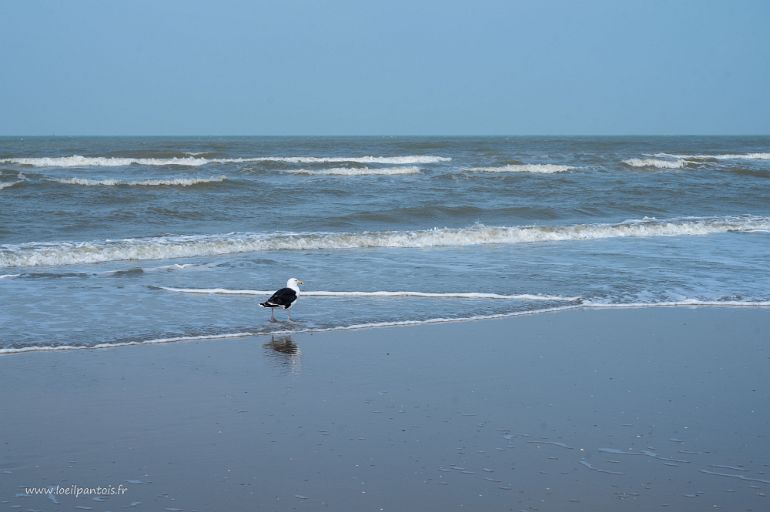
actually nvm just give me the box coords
[466,164,574,174]
[0,263,207,280]
[156,287,579,301]
[282,166,421,176]
[0,155,450,167]
[2,215,768,267]
[270,156,448,164]
[2,156,210,167]
[655,152,770,161]
[101,262,208,276]
[622,158,688,169]
[0,180,22,190]
[49,176,228,187]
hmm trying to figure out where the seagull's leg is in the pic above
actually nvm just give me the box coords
[270,309,275,322]
[287,308,292,322]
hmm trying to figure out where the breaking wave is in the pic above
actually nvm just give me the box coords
[282,166,421,176]
[2,215,768,267]
[49,176,228,187]
[0,173,24,190]
[623,158,688,169]
[466,164,574,173]
[0,155,450,167]
[0,180,22,190]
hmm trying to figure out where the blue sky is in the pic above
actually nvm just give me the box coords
[1,0,768,135]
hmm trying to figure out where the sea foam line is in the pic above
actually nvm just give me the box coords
[281,166,421,176]
[466,164,574,174]
[585,299,770,308]
[2,215,768,267]
[156,286,579,301]
[49,176,228,187]
[0,155,450,167]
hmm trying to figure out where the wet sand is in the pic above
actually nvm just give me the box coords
[1,308,769,511]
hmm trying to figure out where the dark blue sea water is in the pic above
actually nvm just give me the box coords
[2,136,769,352]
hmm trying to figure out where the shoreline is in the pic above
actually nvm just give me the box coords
[2,302,770,356]
[2,307,769,511]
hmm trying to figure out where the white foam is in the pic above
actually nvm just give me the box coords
[655,152,770,161]
[49,176,227,187]
[623,158,688,169]
[157,287,579,301]
[0,273,21,279]
[3,215,768,267]
[467,164,574,174]
[282,166,421,176]
[0,155,450,167]
[269,156,449,164]
[2,156,212,167]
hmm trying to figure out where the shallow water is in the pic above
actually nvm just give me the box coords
[2,136,769,351]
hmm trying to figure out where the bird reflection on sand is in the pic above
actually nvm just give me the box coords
[263,335,302,374]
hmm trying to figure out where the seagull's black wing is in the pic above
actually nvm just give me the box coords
[260,287,298,309]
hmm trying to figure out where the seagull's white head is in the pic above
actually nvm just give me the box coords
[287,278,303,291]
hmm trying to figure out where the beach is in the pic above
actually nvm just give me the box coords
[2,307,769,511]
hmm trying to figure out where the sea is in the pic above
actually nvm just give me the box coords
[1,136,769,353]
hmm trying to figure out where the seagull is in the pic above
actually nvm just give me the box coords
[260,278,303,321]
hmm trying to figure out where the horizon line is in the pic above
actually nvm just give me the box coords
[2,133,770,138]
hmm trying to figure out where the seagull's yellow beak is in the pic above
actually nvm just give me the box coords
[297,279,304,285]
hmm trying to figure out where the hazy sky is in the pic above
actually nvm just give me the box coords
[1,0,768,135]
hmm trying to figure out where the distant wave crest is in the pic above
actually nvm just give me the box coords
[467,164,574,173]
[0,155,450,167]
[655,152,770,161]
[624,152,770,169]
[623,158,688,169]
[49,176,228,187]
[2,215,768,267]
[282,166,421,176]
